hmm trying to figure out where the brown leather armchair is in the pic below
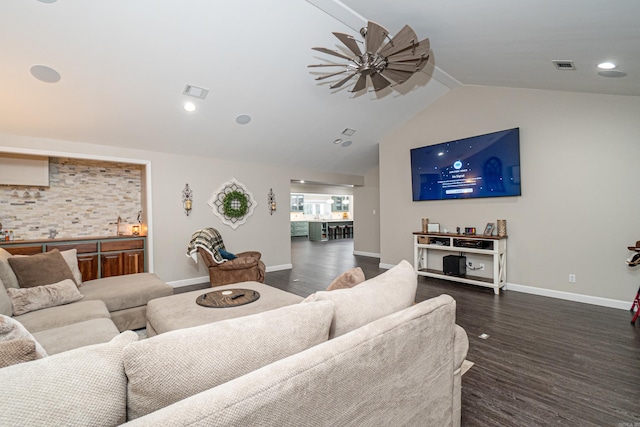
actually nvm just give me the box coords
[197,247,265,287]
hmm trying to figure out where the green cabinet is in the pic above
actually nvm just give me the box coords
[308,222,328,241]
[290,194,304,212]
[331,196,350,212]
[290,221,309,237]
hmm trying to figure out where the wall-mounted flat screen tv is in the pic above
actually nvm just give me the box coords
[410,127,521,201]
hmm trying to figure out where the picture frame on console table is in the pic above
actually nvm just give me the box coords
[483,222,495,236]
[427,223,440,233]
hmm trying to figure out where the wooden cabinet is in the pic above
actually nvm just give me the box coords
[290,194,304,212]
[0,236,147,281]
[331,196,350,212]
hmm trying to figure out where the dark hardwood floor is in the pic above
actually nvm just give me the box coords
[265,237,640,427]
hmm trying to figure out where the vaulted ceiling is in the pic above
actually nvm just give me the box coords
[1,0,638,175]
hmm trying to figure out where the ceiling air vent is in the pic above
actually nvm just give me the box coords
[183,84,209,99]
[552,60,576,70]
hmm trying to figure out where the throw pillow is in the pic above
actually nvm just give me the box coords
[0,331,137,427]
[0,248,19,289]
[123,300,335,420]
[303,260,417,339]
[0,338,36,368]
[218,248,237,260]
[0,314,47,358]
[60,249,83,287]
[7,249,76,288]
[7,279,84,316]
[325,266,366,291]
[0,277,12,316]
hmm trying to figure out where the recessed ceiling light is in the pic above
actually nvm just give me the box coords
[333,139,342,144]
[184,102,196,112]
[597,62,616,70]
[236,114,251,125]
[30,65,61,83]
[37,0,57,3]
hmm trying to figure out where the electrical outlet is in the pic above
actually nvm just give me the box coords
[569,274,576,283]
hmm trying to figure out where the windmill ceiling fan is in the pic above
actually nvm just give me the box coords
[309,21,430,93]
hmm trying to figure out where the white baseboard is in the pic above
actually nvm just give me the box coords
[379,262,395,270]
[353,251,380,258]
[167,276,209,288]
[506,283,630,310]
[266,264,293,272]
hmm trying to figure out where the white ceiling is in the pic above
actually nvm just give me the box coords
[1,0,638,176]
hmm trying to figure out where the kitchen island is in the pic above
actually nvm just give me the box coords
[308,220,353,241]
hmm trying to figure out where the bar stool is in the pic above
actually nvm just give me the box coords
[345,224,354,238]
[337,225,346,239]
[328,225,338,240]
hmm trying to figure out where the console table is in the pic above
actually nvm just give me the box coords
[413,232,507,294]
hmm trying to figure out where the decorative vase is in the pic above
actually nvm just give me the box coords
[421,218,429,233]
[497,219,507,237]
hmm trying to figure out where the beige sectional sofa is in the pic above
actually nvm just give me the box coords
[0,261,469,427]
[0,247,172,354]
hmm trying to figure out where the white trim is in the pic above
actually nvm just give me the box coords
[379,262,396,270]
[266,263,293,272]
[353,250,380,258]
[0,145,154,273]
[167,276,209,288]
[506,283,630,311]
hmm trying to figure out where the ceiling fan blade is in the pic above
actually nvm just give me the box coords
[386,37,430,61]
[364,21,389,54]
[387,63,421,73]
[330,72,357,89]
[370,72,392,91]
[350,74,368,92]
[315,70,350,81]
[312,47,354,61]
[381,68,413,84]
[308,64,350,68]
[333,32,362,57]
[378,25,417,58]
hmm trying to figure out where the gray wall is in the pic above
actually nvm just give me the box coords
[353,166,380,256]
[0,133,374,285]
[379,85,640,303]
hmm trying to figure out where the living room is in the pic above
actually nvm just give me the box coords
[1,0,639,425]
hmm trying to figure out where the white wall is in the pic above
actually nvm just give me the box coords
[380,86,640,303]
[0,133,370,285]
[353,166,380,256]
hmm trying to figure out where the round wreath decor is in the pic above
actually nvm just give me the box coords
[222,191,249,218]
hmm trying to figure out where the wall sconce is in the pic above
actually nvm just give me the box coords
[182,183,193,216]
[268,188,276,215]
[132,225,140,236]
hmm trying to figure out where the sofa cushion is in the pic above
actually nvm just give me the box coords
[33,317,121,355]
[123,300,335,420]
[0,248,19,289]
[0,277,12,316]
[7,249,76,288]
[0,314,47,358]
[60,248,84,286]
[81,273,173,312]
[15,299,111,333]
[303,259,417,338]
[7,279,84,316]
[325,266,366,291]
[0,331,137,427]
[0,338,36,368]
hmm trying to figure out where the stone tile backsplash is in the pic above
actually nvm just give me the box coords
[0,157,143,240]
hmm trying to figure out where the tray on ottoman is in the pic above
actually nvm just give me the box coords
[146,281,304,336]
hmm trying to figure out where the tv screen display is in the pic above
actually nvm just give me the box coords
[410,127,521,201]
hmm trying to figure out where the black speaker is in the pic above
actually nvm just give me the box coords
[443,255,466,276]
